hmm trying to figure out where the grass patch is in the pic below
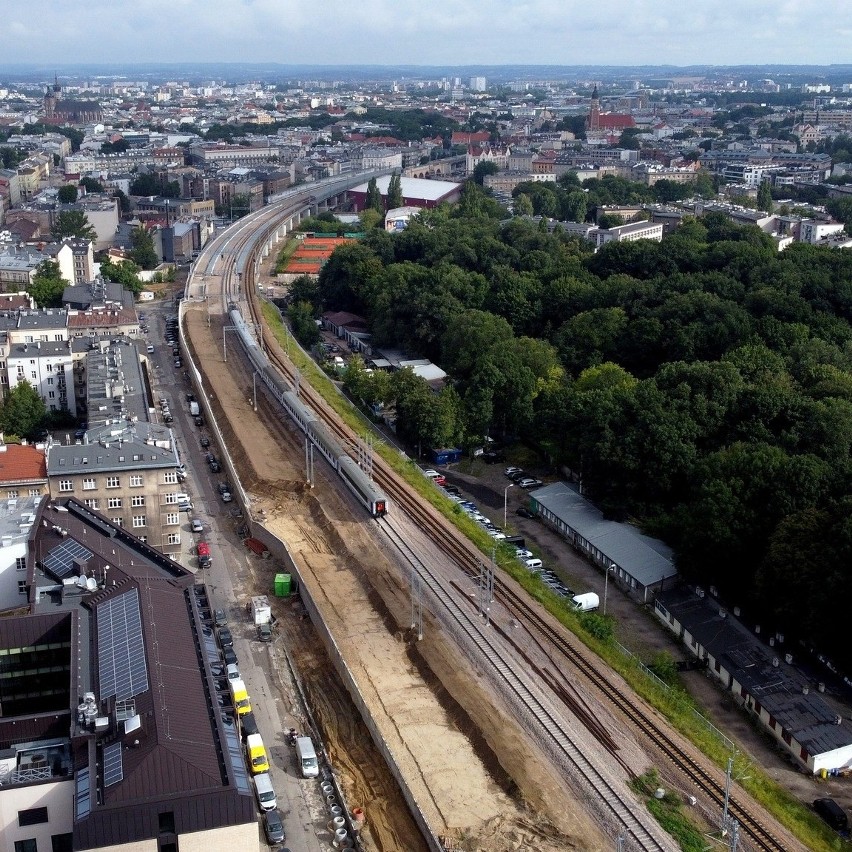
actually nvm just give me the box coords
[259,301,840,852]
[631,770,707,852]
[272,238,300,274]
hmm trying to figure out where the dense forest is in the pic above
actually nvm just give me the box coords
[300,186,852,671]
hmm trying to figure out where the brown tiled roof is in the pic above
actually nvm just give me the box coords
[0,444,47,484]
[67,309,138,328]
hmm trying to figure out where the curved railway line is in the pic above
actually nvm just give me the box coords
[187,197,803,852]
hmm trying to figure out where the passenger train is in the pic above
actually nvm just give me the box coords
[228,307,388,518]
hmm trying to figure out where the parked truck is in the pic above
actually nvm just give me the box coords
[189,400,200,417]
[251,596,271,625]
[570,592,600,612]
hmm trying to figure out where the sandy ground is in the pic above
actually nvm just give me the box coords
[185,304,603,852]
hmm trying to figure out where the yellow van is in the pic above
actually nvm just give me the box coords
[229,677,252,716]
[246,733,269,774]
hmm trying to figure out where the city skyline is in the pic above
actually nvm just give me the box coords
[3,0,852,68]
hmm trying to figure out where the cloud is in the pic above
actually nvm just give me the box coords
[2,0,851,65]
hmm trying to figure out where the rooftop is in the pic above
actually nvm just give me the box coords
[0,443,47,485]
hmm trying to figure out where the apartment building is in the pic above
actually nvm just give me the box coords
[46,338,184,554]
[0,498,258,851]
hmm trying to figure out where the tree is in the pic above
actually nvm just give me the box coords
[52,210,96,241]
[1,382,47,439]
[99,257,143,294]
[129,226,158,270]
[514,193,533,216]
[756,180,774,214]
[561,190,587,223]
[29,260,67,308]
[57,184,78,203]
[365,177,383,214]
[287,301,321,346]
[79,176,104,194]
[386,172,404,209]
[472,161,499,185]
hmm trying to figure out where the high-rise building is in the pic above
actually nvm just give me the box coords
[469,76,486,92]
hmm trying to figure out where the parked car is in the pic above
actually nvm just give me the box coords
[223,647,238,666]
[481,451,506,463]
[191,518,204,533]
[200,436,210,448]
[217,627,234,648]
[505,466,523,477]
[209,461,221,473]
[214,608,228,627]
[263,808,286,844]
[516,507,537,519]
[519,478,543,489]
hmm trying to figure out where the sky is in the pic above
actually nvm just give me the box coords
[3,0,852,68]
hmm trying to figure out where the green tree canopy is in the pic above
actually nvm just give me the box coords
[57,184,78,203]
[29,260,67,308]
[52,210,96,241]
[1,382,48,439]
[129,226,158,270]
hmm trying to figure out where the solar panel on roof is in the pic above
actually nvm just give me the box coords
[97,588,149,700]
[43,539,93,580]
[103,740,123,787]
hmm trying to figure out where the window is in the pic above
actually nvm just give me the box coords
[58,480,73,492]
[16,557,26,571]
[84,499,99,510]
[164,493,178,504]
[129,475,143,487]
[107,497,122,509]
[158,811,176,833]
[131,495,145,507]
[165,512,179,525]
[18,807,48,826]
[18,580,27,595]
[47,377,54,385]
[82,478,96,490]
[51,835,73,852]
[46,363,53,372]
[164,471,177,484]
[132,515,146,528]
[8,489,19,498]
[14,840,37,852]
[48,391,55,399]
[30,371,37,379]
[29,489,41,497]
[111,517,123,527]
[166,533,180,545]
[106,477,120,488]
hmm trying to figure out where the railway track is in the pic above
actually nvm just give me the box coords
[189,206,802,852]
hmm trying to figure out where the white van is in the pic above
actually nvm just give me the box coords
[524,558,543,571]
[253,772,277,810]
[295,735,319,778]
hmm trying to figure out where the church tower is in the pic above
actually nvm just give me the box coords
[44,74,60,120]
[588,84,600,131]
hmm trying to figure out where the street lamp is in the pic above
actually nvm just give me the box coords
[503,483,514,529]
[603,563,616,615]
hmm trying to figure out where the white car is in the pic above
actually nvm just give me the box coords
[191,518,204,533]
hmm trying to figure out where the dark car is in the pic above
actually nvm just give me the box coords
[263,809,286,844]
[223,647,238,666]
[481,450,506,464]
[194,415,204,427]
[813,798,849,832]
[200,436,210,448]
[516,507,537,519]
[240,711,259,739]
[218,481,231,494]
[214,608,228,627]
[217,627,233,648]
[209,461,221,473]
